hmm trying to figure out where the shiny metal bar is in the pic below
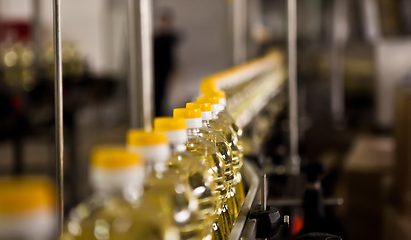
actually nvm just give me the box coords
[240,219,258,240]
[33,0,41,76]
[127,0,154,130]
[267,197,344,207]
[127,0,138,128]
[53,0,64,235]
[261,174,267,211]
[228,160,260,240]
[233,0,247,65]
[262,174,267,240]
[287,0,300,175]
[331,0,347,124]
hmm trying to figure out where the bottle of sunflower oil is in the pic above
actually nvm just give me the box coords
[154,117,219,240]
[186,101,240,220]
[0,176,56,240]
[62,146,177,240]
[200,81,244,164]
[126,130,204,240]
[200,91,246,210]
[173,108,234,237]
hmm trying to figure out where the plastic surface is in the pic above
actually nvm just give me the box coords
[249,205,282,239]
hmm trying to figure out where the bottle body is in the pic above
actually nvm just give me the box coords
[185,134,232,239]
[196,127,234,185]
[217,111,243,169]
[197,125,237,225]
[144,166,205,240]
[216,111,246,211]
[62,191,172,240]
[167,149,218,239]
[204,119,242,219]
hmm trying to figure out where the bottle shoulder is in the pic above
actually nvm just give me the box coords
[67,194,135,226]
[209,118,237,136]
[168,152,205,170]
[64,194,169,240]
[198,126,230,145]
[218,111,242,137]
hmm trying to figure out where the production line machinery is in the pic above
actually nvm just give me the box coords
[40,0,345,239]
[195,51,344,240]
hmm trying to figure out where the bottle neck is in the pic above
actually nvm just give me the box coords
[94,183,144,204]
[170,142,187,153]
[202,120,211,128]
[90,165,144,202]
[94,187,124,198]
[187,128,200,137]
[128,144,170,174]
[146,161,168,174]
[211,111,219,119]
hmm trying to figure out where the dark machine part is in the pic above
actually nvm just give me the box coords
[299,162,345,237]
[299,162,326,235]
[303,162,326,221]
[249,204,287,239]
[296,232,342,240]
[248,174,290,239]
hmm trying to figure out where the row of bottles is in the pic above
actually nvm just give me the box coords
[0,79,245,240]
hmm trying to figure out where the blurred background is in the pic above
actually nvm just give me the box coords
[1,0,411,239]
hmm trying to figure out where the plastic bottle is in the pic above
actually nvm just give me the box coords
[200,80,244,160]
[0,176,56,240]
[173,108,234,236]
[202,91,246,209]
[127,130,204,240]
[154,117,219,240]
[186,101,240,219]
[62,146,176,240]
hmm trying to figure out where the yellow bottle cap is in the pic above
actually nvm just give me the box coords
[200,78,220,94]
[91,146,143,169]
[186,102,211,112]
[154,117,186,132]
[197,96,220,105]
[0,176,55,214]
[173,108,202,119]
[204,90,226,99]
[127,130,168,146]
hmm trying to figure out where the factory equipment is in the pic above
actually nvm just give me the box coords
[11,0,411,239]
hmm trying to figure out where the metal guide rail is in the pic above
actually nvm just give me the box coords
[229,160,260,240]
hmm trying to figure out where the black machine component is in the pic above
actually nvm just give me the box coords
[296,232,342,240]
[249,204,289,239]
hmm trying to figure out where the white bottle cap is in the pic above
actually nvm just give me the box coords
[184,118,202,129]
[90,165,145,192]
[154,117,189,144]
[127,144,170,164]
[173,108,203,129]
[0,208,56,240]
[127,131,171,163]
[166,129,188,144]
[89,146,145,191]
[219,97,227,109]
[0,177,56,240]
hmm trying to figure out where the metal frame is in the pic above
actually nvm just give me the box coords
[53,0,64,236]
[331,0,348,124]
[228,160,260,240]
[233,0,247,65]
[287,0,300,175]
[127,0,154,131]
